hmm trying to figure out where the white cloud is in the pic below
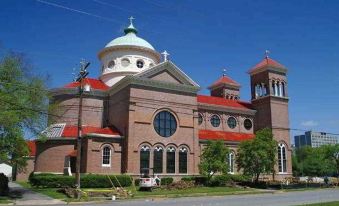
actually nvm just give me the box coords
[301,120,318,127]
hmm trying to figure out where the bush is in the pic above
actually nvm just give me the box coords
[181,176,195,182]
[29,173,132,188]
[0,173,9,196]
[134,179,140,186]
[161,177,173,185]
[210,175,232,186]
[230,174,251,182]
[194,176,208,186]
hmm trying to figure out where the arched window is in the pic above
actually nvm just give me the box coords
[153,111,177,137]
[136,59,144,68]
[278,143,287,173]
[281,82,285,96]
[140,145,150,173]
[272,81,276,96]
[108,61,115,69]
[179,147,188,173]
[228,151,235,174]
[198,113,203,125]
[153,146,163,173]
[210,115,220,127]
[166,147,176,173]
[102,146,111,167]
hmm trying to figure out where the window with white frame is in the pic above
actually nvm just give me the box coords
[228,151,235,174]
[102,146,111,167]
[278,143,287,173]
[179,147,188,173]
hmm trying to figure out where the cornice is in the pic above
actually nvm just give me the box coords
[198,102,256,116]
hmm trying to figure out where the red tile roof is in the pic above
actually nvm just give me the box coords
[197,95,253,110]
[61,125,121,138]
[249,57,286,73]
[64,78,109,91]
[199,130,254,142]
[27,140,36,156]
[209,76,240,88]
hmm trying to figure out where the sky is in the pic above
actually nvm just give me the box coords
[1,0,339,140]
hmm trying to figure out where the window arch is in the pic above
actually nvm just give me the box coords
[153,146,163,173]
[278,143,287,173]
[179,147,188,173]
[102,146,111,167]
[140,145,150,173]
[210,115,220,127]
[228,151,235,174]
[166,146,176,173]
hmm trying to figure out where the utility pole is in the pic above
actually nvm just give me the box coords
[75,59,90,199]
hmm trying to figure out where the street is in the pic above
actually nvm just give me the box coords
[68,188,339,206]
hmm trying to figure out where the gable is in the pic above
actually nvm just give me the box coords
[135,61,200,87]
[149,71,183,84]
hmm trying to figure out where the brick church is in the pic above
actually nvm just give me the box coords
[21,18,292,180]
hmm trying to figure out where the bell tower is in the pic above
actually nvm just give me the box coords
[208,69,241,100]
[249,51,292,178]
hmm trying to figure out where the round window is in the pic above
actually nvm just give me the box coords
[227,117,237,129]
[198,113,203,125]
[244,119,253,130]
[153,111,177,137]
[108,61,115,69]
[121,58,130,67]
[136,60,144,68]
[210,115,220,127]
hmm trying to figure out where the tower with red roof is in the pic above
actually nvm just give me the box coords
[249,53,292,177]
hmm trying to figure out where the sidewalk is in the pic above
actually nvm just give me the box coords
[8,182,65,205]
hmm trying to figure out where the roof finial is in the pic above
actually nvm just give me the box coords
[265,50,270,59]
[161,50,170,62]
[124,16,138,34]
[129,16,135,26]
[222,68,227,77]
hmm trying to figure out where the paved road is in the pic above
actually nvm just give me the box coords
[9,182,65,205]
[75,188,339,206]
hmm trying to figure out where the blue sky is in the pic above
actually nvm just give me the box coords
[1,0,339,139]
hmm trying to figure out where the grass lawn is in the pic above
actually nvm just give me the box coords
[16,181,69,201]
[0,196,12,204]
[84,186,258,199]
[295,201,339,206]
[16,181,259,201]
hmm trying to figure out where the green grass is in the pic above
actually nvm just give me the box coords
[84,186,258,199]
[0,196,12,204]
[16,181,69,201]
[296,201,339,206]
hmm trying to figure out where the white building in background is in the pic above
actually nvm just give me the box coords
[294,131,339,148]
[0,163,12,180]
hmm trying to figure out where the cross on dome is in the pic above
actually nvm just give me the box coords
[129,16,135,26]
[124,16,138,34]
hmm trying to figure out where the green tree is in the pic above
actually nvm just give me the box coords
[323,144,339,177]
[199,140,229,183]
[293,146,336,177]
[0,52,52,171]
[236,128,277,183]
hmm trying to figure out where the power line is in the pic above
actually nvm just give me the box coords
[36,0,121,23]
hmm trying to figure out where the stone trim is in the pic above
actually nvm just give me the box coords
[50,88,107,98]
[249,66,288,76]
[198,103,256,116]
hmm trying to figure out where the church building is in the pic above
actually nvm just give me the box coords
[29,18,292,180]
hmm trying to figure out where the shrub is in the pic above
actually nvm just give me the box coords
[210,175,232,186]
[161,177,173,185]
[194,176,208,186]
[0,173,9,196]
[230,174,251,182]
[29,173,132,188]
[181,176,195,182]
[134,179,140,186]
